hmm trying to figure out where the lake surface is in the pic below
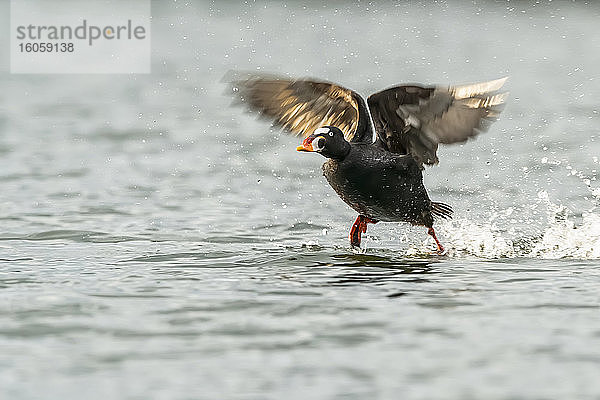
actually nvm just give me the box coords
[1,1,599,399]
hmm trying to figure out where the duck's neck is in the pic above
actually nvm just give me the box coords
[324,141,351,161]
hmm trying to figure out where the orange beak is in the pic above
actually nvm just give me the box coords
[296,136,319,152]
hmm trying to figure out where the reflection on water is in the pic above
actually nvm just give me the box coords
[323,254,436,286]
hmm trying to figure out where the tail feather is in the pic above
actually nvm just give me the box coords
[432,201,453,220]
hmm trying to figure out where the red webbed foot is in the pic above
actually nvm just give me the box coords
[427,227,445,254]
[349,215,377,248]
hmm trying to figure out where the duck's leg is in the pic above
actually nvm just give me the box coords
[427,227,445,254]
[349,215,377,247]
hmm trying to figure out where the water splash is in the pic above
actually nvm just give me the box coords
[432,189,600,260]
[442,219,517,258]
[530,191,600,259]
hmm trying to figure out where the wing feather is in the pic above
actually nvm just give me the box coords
[226,71,362,141]
[368,78,508,166]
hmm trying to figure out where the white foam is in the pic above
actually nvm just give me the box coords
[442,219,517,259]
[418,190,600,260]
[531,213,600,259]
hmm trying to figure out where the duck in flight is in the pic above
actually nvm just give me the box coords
[228,72,507,252]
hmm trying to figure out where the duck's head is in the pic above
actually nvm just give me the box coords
[296,126,350,160]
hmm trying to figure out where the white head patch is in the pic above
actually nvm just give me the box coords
[314,127,331,136]
[311,136,325,151]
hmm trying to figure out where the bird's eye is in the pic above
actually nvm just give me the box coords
[329,132,333,137]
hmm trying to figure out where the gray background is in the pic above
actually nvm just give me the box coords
[1,1,599,399]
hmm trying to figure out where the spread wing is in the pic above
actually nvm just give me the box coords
[226,71,372,143]
[368,77,508,166]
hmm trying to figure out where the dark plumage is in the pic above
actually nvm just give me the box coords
[227,72,507,251]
